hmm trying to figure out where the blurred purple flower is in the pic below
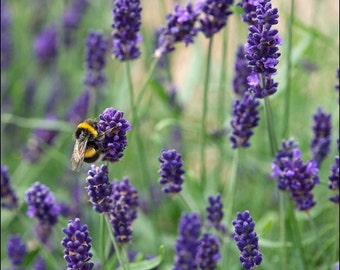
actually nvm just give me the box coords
[84,31,109,88]
[271,148,320,211]
[232,210,262,269]
[7,235,26,266]
[1,165,18,209]
[155,2,199,56]
[158,148,185,195]
[62,0,89,46]
[34,256,47,270]
[33,24,58,65]
[97,107,131,163]
[196,232,221,270]
[108,177,139,243]
[328,156,339,204]
[1,0,12,70]
[233,45,252,97]
[112,0,142,61]
[25,182,60,226]
[86,164,113,213]
[196,0,234,38]
[61,218,94,269]
[174,212,201,270]
[310,107,332,167]
[229,91,260,148]
[65,88,91,125]
[22,113,59,163]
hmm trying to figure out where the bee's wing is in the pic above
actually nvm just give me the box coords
[71,138,88,171]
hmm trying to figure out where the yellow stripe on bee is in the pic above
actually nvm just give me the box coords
[77,122,98,137]
[84,147,97,158]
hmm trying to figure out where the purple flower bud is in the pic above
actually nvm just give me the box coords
[229,92,260,148]
[196,0,234,38]
[97,107,131,163]
[25,182,60,226]
[86,164,113,213]
[232,210,262,269]
[61,218,94,269]
[7,235,26,266]
[34,256,46,270]
[112,0,142,61]
[196,232,221,270]
[158,148,185,194]
[33,24,58,65]
[310,107,332,167]
[155,2,199,56]
[206,194,226,233]
[328,156,339,204]
[236,0,258,25]
[1,165,18,209]
[108,178,139,243]
[174,212,201,270]
[271,147,320,211]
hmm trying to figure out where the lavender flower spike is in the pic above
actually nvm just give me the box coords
[196,232,221,270]
[174,212,201,270]
[97,107,131,163]
[242,0,282,98]
[206,194,226,233]
[112,0,142,61]
[61,218,94,270]
[155,2,199,57]
[232,45,252,97]
[158,148,185,195]
[86,164,113,213]
[232,210,262,269]
[1,165,18,209]
[7,235,27,266]
[108,177,139,243]
[229,91,260,148]
[25,182,60,226]
[196,0,234,38]
[33,24,58,65]
[328,156,339,204]
[310,107,332,167]
[271,148,320,211]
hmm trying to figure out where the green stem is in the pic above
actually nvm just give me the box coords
[279,192,287,270]
[223,148,239,224]
[105,215,129,270]
[287,201,307,270]
[200,37,213,188]
[282,0,294,139]
[125,61,151,186]
[264,96,278,156]
[134,57,159,120]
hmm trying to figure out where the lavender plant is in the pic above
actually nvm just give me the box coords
[1,1,339,269]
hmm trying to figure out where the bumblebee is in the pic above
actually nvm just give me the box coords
[71,119,104,171]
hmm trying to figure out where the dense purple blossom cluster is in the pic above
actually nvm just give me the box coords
[271,148,320,211]
[158,148,185,194]
[206,194,226,233]
[112,0,142,61]
[6,235,27,266]
[232,210,262,269]
[196,232,221,269]
[61,218,94,269]
[97,107,132,163]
